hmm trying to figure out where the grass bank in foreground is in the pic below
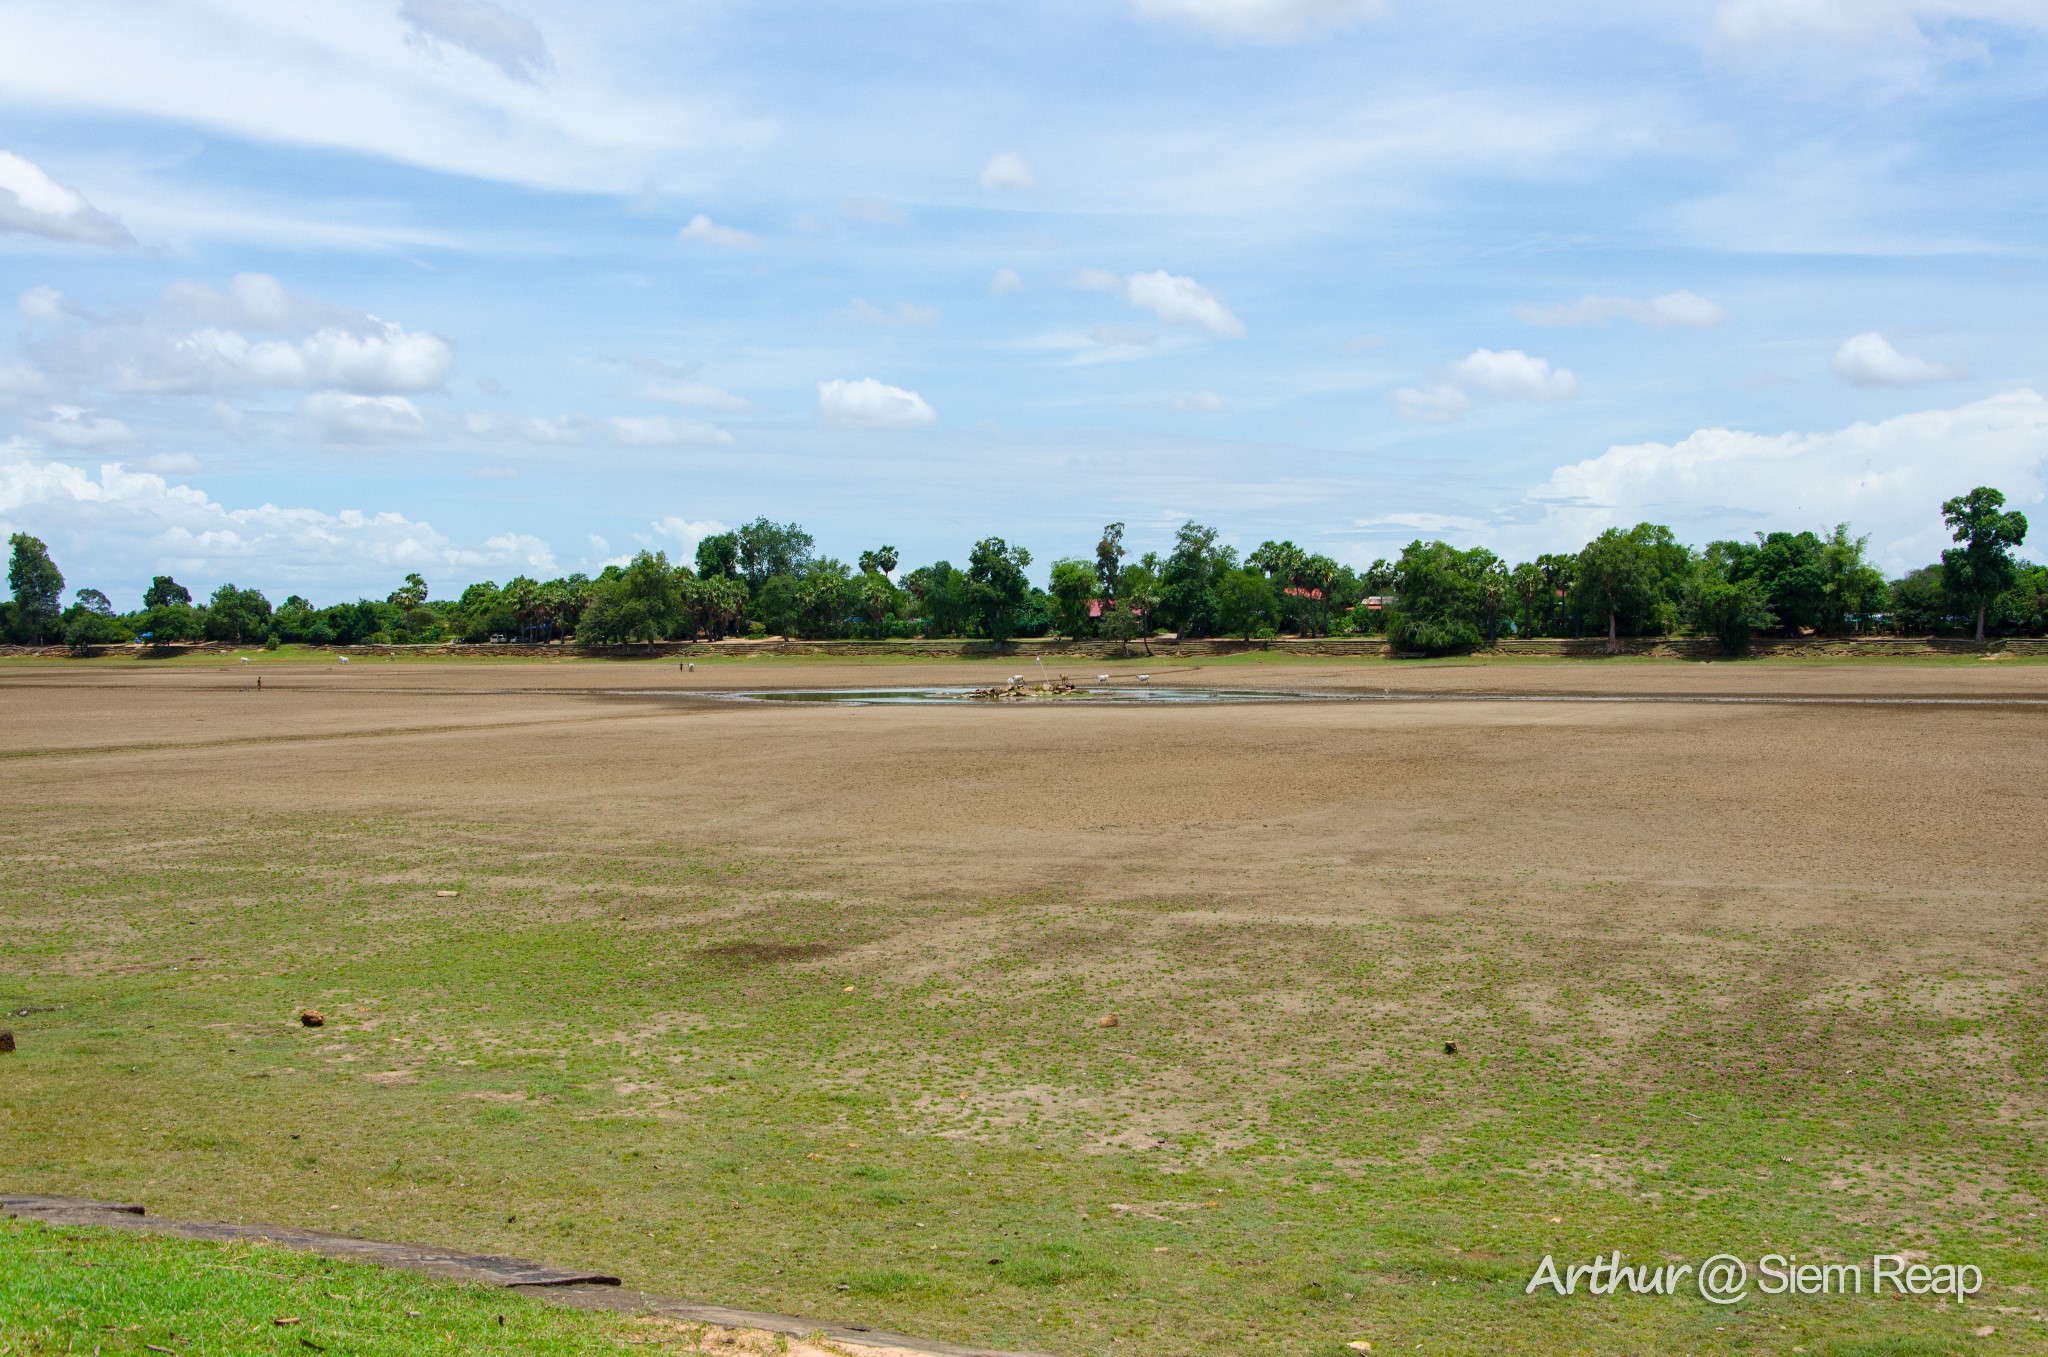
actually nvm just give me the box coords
[0,1216,646,1356]
[6,812,2045,1355]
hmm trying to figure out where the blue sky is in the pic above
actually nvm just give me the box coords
[3,0,2046,605]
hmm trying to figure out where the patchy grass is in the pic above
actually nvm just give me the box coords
[4,812,2047,1355]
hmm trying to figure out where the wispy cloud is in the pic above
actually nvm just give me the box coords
[400,0,552,83]
[1517,291,1727,328]
[1129,0,1390,42]
[979,152,1038,191]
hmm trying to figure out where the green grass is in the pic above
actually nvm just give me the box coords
[0,1217,652,1355]
[4,812,2046,1354]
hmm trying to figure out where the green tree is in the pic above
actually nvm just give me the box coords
[1248,540,1343,635]
[857,545,900,579]
[389,572,429,609]
[1105,560,1161,654]
[142,576,191,610]
[1047,559,1099,638]
[1215,567,1278,640]
[1887,565,1958,634]
[693,574,748,639]
[452,581,513,642]
[1510,561,1545,637]
[61,588,126,653]
[504,577,545,641]
[1473,551,1510,644]
[203,584,272,643]
[1386,540,1488,655]
[140,602,203,643]
[737,518,814,589]
[1817,524,1887,633]
[1535,553,1576,635]
[902,561,970,637]
[695,532,740,579]
[1159,522,1232,638]
[966,537,1034,642]
[7,533,63,644]
[791,559,857,639]
[1094,522,1126,599]
[855,568,900,639]
[1940,486,2030,642]
[1574,525,1672,645]
[1246,540,1305,595]
[1682,559,1777,653]
[577,551,683,643]
[1995,563,2048,635]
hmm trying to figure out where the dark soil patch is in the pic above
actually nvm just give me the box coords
[698,941,839,968]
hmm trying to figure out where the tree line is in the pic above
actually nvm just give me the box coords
[4,488,2039,655]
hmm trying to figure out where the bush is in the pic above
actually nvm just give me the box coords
[1388,615,1481,656]
[263,634,280,651]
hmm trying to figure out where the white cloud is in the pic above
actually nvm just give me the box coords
[846,298,939,326]
[30,406,135,448]
[477,414,584,444]
[1517,291,1728,328]
[979,152,1038,191]
[33,274,452,398]
[0,151,132,246]
[641,379,749,412]
[0,456,560,596]
[990,267,1025,296]
[1518,389,2048,570]
[160,272,358,332]
[477,532,558,574]
[1392,349,1579,420]
[1390,384,1472,422]
[400,0,551,83]
[1450,348,1580,400]
[651,516,729,555]
[678,213,760,249]
[137,451,201,475]
[1832,331,1968,387]
[125,323,453,395]
[302,391,427,443]
[18,286,67,320]
[0,3,722,196]
[1087,269,1246,338]
[604,415,733,446]
[0,363,46,398]
[817,378,937,429]
[1130,0,1390,42]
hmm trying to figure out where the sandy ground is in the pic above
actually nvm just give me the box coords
[4,655,2045,939]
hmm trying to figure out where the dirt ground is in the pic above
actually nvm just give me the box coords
[5,654,2047,1355]
[6,654,2047,922]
